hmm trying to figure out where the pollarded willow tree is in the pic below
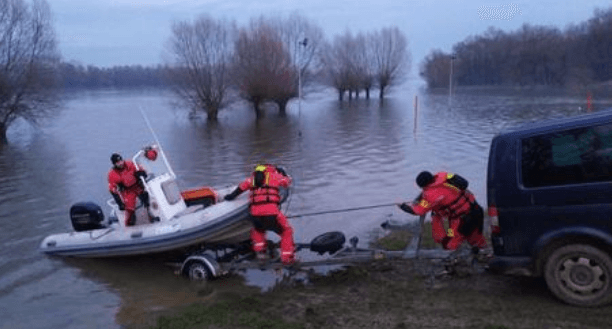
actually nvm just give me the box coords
[233,22,293,117]
[372,27,410,99]
[0,0,61,143]
[236,13,323,114]
[165,15,237,120]
[321,26,410,101]
[262,12,324,113]
[320,31,359,101]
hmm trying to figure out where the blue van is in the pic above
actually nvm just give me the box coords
[487,109,612,307]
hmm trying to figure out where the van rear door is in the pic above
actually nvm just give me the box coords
[519,122,612,246]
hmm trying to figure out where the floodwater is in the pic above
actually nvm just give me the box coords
[0,84,609,328]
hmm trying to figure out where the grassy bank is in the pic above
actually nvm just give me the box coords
[136,224,612,329]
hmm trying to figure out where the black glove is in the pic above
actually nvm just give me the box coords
[135,170,147,180]
[224,187,242,201]
[398,203,415,214]
[111,192,125,211]
[276,166,287,176]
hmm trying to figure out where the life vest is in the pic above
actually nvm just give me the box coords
[426,172,475,218]
[108,161,140,194]
[249,166,281,206]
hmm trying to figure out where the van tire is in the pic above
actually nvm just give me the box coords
[544,244,612,307]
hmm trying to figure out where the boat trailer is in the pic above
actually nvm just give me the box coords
[172,215,488,281]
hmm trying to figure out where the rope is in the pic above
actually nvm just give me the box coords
[287,202,398,219]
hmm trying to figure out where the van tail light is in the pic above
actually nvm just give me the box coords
[488,206,500,235]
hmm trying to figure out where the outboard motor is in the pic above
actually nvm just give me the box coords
[70,202,106,232]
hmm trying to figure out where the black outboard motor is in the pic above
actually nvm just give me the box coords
[70,202,105,232]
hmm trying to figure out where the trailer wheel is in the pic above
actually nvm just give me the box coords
[310,231,346,255]
[184,260,213,281]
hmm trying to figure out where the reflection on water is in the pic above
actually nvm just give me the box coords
[61,256,260,328]
[0,86,611,328]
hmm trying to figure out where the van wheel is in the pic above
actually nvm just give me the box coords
[184,261,212,281]
[544,244,612,307]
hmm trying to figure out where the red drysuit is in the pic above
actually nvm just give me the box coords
[403,172,487,250]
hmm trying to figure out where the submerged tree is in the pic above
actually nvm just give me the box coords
[0,0,61,143]
[233,22,293,117]
[321,26,410,100]
[320,31,357,101]
[372,27,410,99]
[232,14,323,115]
[165,15,237,120]
[259,13,324,113]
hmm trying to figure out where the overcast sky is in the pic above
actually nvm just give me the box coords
[49,0,612,72]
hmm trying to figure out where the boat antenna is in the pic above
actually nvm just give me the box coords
[139,106,175,178]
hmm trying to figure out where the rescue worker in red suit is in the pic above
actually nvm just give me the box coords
[108,153,155,226]
[398,171,488,253]
[223,164,295,265]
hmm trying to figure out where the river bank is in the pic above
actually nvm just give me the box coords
[125,229,612,329]
[136,258,612,329]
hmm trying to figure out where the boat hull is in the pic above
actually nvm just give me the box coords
[40,199,252,258]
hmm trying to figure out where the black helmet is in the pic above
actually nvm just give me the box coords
[416,171,434,188]
[111,153,123,164]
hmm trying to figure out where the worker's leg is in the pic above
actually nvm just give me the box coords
[275,213,295,264]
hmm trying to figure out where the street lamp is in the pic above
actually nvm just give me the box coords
[449,53,456,106]
[297,38,308,114]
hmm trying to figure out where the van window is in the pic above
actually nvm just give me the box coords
[521,123,612,187]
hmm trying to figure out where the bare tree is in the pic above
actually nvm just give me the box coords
[372,27,410,99]
[259,13,324,113]
[165,15,237,120]
[320,31,359,101]
[355,32,376,99]
[584,8,612,82]
[320,39,347,100]
[0,0,60,143]
[233,22,292,117]
[419,50,452,88]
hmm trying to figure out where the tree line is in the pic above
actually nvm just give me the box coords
[420,7,612,89]
[0,0,411,142]
[60,62,167,88]
[63,15,410,120]
[165,14,410,120]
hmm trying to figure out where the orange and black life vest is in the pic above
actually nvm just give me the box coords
[249,169,281,206]
[436,173,475,218]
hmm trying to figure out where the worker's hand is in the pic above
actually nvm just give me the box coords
[397,203,413,214]
[276,166,288,176]
[135,170,147,179]
[111,192,126,211]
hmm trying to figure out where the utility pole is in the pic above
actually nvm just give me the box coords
[449,53,456,106]
[297,38,308,114]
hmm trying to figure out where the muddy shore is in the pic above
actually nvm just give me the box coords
[130,228,612,329]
